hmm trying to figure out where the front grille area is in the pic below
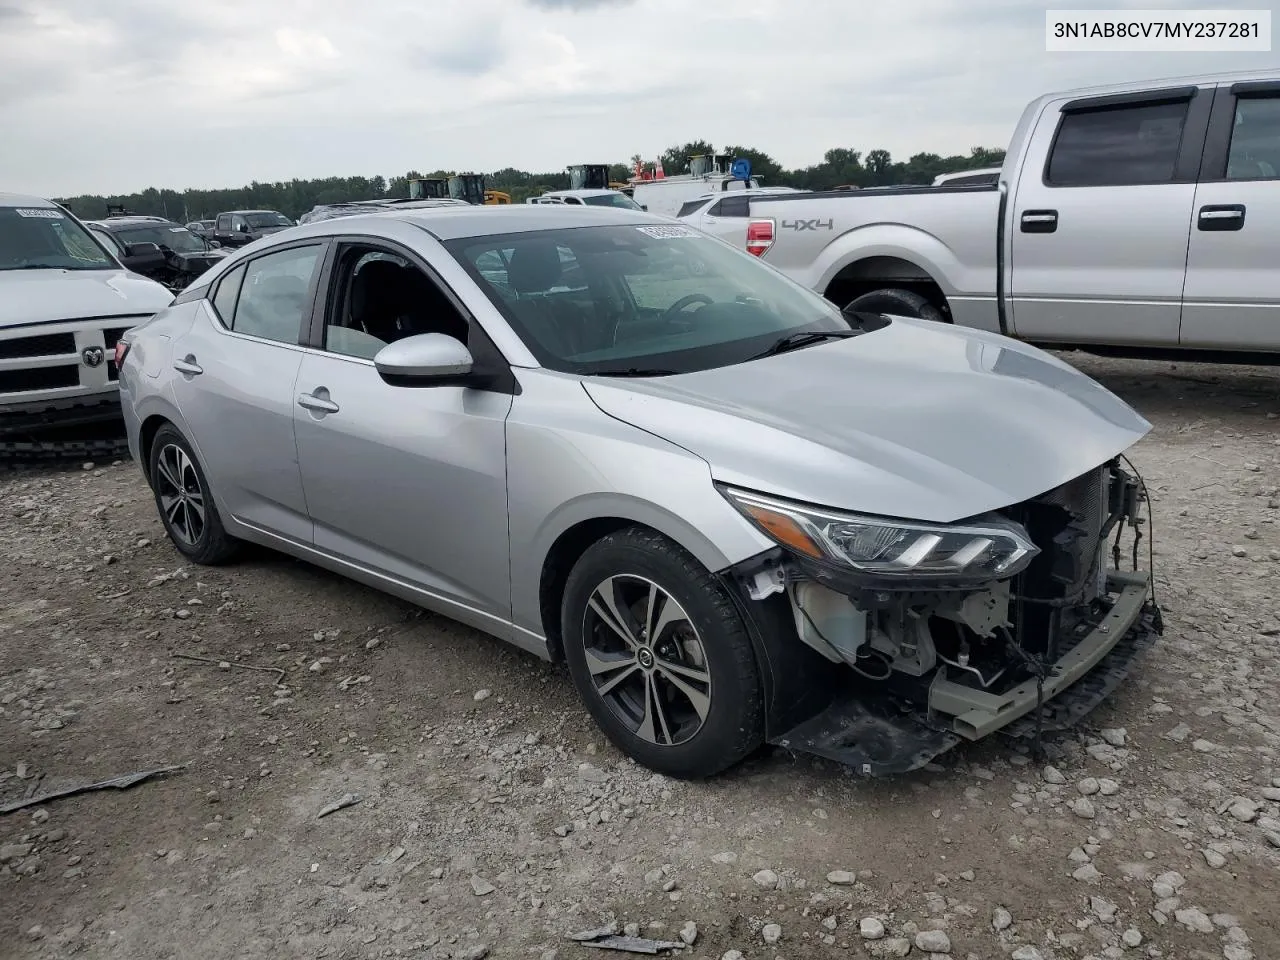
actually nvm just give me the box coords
[0,366,80,392]
[0,332,76,359]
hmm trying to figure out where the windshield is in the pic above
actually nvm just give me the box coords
[448,223,850,376]
[0,206,116,271]
[583,192,643,211]
[245,212,290,228]
[115,224,210,254]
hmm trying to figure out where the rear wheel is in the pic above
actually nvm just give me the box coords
[561,527,764,779]
[148,424,240,565]
[846,287,947,324]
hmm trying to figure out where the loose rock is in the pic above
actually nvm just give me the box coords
[915,929,951,953]
[761,923,782,944]
[860,917,886,940]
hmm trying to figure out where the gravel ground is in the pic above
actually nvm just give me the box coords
[1,354,1278,960]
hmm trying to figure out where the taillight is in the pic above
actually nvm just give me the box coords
[746,218,774,257]
[114,339,131,368]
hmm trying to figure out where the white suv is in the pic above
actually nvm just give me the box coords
[1,193,173,451]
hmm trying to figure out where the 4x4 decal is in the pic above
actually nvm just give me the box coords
[781,219,834,231]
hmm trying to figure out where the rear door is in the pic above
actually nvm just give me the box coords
[1008,85,1211,345]
[169,241,326,543]
[1180,81,1280,350]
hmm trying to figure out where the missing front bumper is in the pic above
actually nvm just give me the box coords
[770,571,1159,775]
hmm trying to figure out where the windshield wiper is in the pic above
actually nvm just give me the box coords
[588,367,679,377]
[749,329,863,360]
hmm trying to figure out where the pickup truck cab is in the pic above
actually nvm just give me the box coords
[213,209,293,248]
[748,68,1280,362]
[675,187,805,248]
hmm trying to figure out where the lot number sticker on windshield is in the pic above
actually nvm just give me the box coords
[15,208,64,219]
[635,224,701,239]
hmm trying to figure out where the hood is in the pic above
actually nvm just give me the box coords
[0,268,173,329]
[581,317,1151,524]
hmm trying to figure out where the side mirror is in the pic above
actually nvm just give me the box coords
[374,333,473,386]
[639,204,648,211]
[124,241,161,258]
[209,240,222,249]
[120,241,165,271]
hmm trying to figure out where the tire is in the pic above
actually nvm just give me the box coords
[846,287,947,324]
[147,424,241,565]
[560,526,764,779]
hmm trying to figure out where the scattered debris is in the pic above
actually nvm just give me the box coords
[316,793,362,819]
[173,652,285,685]
[0,765,185,815]
[568,926,686,954]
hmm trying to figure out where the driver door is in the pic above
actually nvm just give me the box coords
[291,238,516,635]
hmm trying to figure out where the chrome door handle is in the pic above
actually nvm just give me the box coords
[173,357,203,375]
[297,393,339,414]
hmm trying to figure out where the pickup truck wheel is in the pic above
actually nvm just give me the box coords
[846,288,946,324]
[560,526,764,779]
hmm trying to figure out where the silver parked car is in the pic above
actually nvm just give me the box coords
[117,205,1162,778]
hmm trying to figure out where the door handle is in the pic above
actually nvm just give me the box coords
[1020,209,1058,234]
[297,391,339,414]
[1197,204,1246,231]
[173,356,203,376]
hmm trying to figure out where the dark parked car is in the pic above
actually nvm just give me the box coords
[212,209,293,247]
[85,217,227,292]
[186,219,216,238]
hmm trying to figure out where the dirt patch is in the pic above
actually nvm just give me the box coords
[2,354,1279,960]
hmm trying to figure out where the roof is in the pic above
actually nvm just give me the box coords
[219,209,284,216]
[327,203,663,241]
[89,217,182,230]
[0,192,56,208]
[540,189,621,199]
[1037,66,1280,104]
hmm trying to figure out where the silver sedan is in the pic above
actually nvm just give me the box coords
[118,205,1161,778]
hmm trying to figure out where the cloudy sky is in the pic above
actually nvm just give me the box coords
[0,0,1274,196]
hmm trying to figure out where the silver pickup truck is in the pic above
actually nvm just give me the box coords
[745,68,1280,361]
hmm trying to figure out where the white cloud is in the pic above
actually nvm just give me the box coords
[0,0,1274,195]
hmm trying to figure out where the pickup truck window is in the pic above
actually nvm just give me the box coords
[1227,96,1280,179]
[1046,100,1187,187]
[711,196,750,217]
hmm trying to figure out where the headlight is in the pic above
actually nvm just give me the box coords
[720,486,1039,583]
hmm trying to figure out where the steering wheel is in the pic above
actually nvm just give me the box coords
[661,293,714,324]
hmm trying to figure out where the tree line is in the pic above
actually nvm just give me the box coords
[55,142,1006,223]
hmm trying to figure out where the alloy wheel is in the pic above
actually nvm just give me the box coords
[580,574,712,746]
[154,443,206,546]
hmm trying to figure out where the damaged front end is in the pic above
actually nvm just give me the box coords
[720,458,1163,775]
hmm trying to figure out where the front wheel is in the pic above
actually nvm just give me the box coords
[561,527,764,779]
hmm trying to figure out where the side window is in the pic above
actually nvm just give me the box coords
[1226,96,1280,179]
[216,215,230,232]
[211,264,246,327]
[232,245,322,343]
[233,215,247,232]
[91,228,123,257]
[322,245,468,361]
[710,196,749,217]
[1046,100,1188,186]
